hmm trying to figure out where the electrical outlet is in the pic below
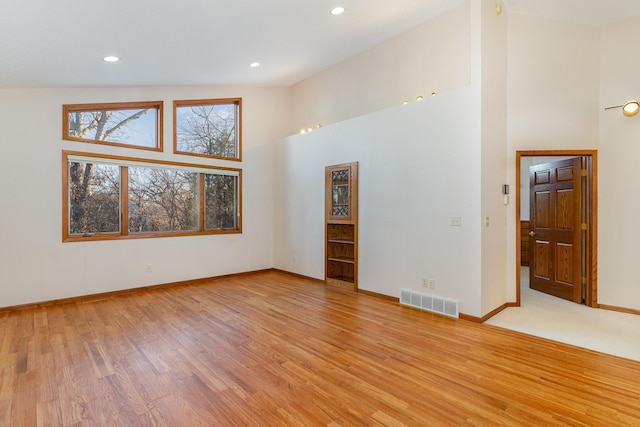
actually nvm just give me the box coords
[146,264,152,273]
[428,279,436,289]
[422,278,428,287]
[450,216,462,226]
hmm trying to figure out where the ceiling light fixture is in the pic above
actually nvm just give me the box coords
[416,95,424,101]
[250,62,260,68]
[605,100,640,117]
[331,6,345,16]
[103,56,120,62]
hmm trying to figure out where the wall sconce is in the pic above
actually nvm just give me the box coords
[605,100,640,117]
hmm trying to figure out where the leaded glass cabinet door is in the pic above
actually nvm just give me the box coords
[325,162,358,291]
[326,162,358,223]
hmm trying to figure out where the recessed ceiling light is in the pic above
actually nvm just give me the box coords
[250,62,260,68]
[103,56,120,62]
[331,6,345,16]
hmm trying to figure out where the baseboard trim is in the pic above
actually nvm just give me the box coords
[274,269,399,302]
[598,304,640,316]
[272,269,325,284]
[459,313,481,322]
[0,268,274,314]
[1,268,544,326]
[460,302,518,323]
[357,288,400,302]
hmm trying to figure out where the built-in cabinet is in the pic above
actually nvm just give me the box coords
[520,220,530,266]
[325,162,358,291]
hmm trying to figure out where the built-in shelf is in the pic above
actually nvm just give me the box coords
[325,162,358,291]
[328,256,355,264]
[327,239,355,245]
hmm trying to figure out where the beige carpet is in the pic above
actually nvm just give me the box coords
[486,268,640,362]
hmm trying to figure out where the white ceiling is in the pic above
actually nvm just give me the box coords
[1,0,640,89]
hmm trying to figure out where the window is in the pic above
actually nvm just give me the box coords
[173,98,241,161]
[128,167,199,233]
[68,162,121,235]
[63,101,163,151]
[63,151,241,242]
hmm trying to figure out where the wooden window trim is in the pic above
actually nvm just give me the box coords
[173,98,242,162]
[62,101,164,152]
[62,150,242,242]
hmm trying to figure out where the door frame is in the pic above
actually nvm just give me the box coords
[515,150,598,307]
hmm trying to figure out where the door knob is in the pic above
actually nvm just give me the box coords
[529,231,536,237]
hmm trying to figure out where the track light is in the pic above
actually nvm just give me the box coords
[623,100,640,117]
[604,100,640,117]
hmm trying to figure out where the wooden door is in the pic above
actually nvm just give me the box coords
[529,157,583,303]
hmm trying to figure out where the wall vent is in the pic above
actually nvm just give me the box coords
[400,289,459,318]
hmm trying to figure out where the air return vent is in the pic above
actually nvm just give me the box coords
[400,289,459,318]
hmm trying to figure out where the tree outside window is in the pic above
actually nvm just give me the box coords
[63,152,241,242]
[174,99,241,161]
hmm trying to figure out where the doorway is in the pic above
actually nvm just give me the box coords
[515,150,598,308]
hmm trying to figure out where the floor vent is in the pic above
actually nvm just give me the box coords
[400,289,459,318]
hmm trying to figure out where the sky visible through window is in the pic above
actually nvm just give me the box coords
[66,107,158,148]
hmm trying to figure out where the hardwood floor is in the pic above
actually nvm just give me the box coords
[1,270,639,426]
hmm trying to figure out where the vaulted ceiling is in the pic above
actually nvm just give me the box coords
[1,0,639,88]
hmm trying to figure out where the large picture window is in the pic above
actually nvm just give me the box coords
[63,151,241,242]
[63,101,163,151]
[173,98,241,161]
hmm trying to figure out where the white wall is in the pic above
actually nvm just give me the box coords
[479,0,509,315]
[505,13,601,303]
[289,3,470,135]
[506,14,600,150]
[275,0,517,318]
[274,86,484,316]
[506,11,640,311]
[599,14,640,310]
[0,85,290,307]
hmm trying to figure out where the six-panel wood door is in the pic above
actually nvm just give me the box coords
[529,157,583,303]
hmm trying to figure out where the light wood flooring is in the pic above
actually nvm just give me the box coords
[1,270,639,426]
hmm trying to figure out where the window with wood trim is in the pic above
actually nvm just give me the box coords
[173,98,241,161]
[63,101,163,151]
[63,151,241,242]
